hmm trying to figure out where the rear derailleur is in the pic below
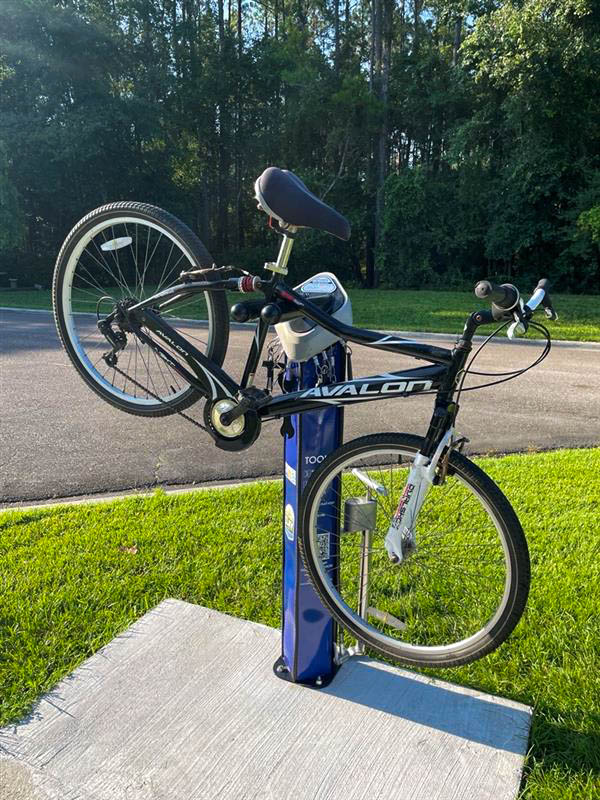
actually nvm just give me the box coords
[98,320,126,367]
[97,298,137,366]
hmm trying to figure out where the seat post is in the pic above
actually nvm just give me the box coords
[265,232,296,276]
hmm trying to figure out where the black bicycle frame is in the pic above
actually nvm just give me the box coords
[125,277,474,456]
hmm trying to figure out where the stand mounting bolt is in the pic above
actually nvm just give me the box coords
[276,663,288,674]
[315,676,323,686]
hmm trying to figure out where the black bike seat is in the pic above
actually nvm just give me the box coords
[255,167,351,241]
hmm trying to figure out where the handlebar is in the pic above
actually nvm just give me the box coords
[474,281,520,311]
[473,277,557,338]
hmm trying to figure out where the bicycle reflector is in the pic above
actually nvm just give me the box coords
[100,236,133,251]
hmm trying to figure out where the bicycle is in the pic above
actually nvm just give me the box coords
[52,166,558,668]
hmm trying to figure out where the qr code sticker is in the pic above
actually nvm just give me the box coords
[317,533,330,561]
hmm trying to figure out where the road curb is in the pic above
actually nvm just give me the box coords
[2,306,599,349]
[3,443,597,513]
[0,475,282,513]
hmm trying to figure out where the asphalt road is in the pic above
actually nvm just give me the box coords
[1,308,598,504]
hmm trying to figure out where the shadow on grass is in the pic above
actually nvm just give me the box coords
[0,512,52,526]
[521,711,600,789]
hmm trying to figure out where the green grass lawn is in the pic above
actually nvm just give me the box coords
[1,448,599,798]
[2,287,599,342]
[347,288,600,343]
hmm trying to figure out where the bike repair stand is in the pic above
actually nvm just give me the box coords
[273,341,347,688]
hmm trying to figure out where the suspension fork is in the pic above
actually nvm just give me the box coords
[384,335,473,563]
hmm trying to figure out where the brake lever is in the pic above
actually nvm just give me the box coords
[507,299,528,339]
[509,296,557,338]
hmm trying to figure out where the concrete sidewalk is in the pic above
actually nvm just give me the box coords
[0,600,532,800]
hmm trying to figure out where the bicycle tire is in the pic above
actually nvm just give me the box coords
[299,433,530,668]
[53,202,229,417]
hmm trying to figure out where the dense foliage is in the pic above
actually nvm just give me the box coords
[1,0,599,291]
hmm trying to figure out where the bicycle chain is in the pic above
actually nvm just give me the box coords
[109,360,208,432]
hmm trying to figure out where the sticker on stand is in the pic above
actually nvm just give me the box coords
[284,504,295,541]
[285,463,297,486]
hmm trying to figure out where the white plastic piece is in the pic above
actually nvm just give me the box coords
[507,320,526,339]
[525,287,545,313]
[525,286,558,322]
[275,272,352,362]
[100,236,132,252]
[507,298,527,339]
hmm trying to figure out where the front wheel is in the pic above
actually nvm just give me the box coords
[53,202,230,417]
[299,433,530,668]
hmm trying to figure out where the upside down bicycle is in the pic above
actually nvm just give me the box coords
[52,166,558,667]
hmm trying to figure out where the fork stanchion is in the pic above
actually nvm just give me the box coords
[273,342,345,687]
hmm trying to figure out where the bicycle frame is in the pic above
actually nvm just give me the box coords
[103,258,510,561]
[118,274,479,465]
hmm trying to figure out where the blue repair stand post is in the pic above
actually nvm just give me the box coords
[273,342,345,688]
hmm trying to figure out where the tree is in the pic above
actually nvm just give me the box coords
[1,0,598,291]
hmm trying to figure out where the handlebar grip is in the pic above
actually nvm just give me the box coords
[535,278,553,309]
[474,281,519,310]
[230,299,265,323]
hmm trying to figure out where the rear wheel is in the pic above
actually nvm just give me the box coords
[53,202,229,416]
[299,433,530,667]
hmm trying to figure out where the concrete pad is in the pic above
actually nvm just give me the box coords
[0,600,532,800]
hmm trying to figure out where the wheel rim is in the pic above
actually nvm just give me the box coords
[60,215,215,408]
[305,444,513,659]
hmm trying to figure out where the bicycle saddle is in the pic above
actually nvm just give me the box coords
[254,167,351,241]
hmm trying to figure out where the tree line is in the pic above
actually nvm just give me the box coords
[1,0,599,292]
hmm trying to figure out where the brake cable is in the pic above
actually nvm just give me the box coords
[455,320,551,403]
[455,320,510,405]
